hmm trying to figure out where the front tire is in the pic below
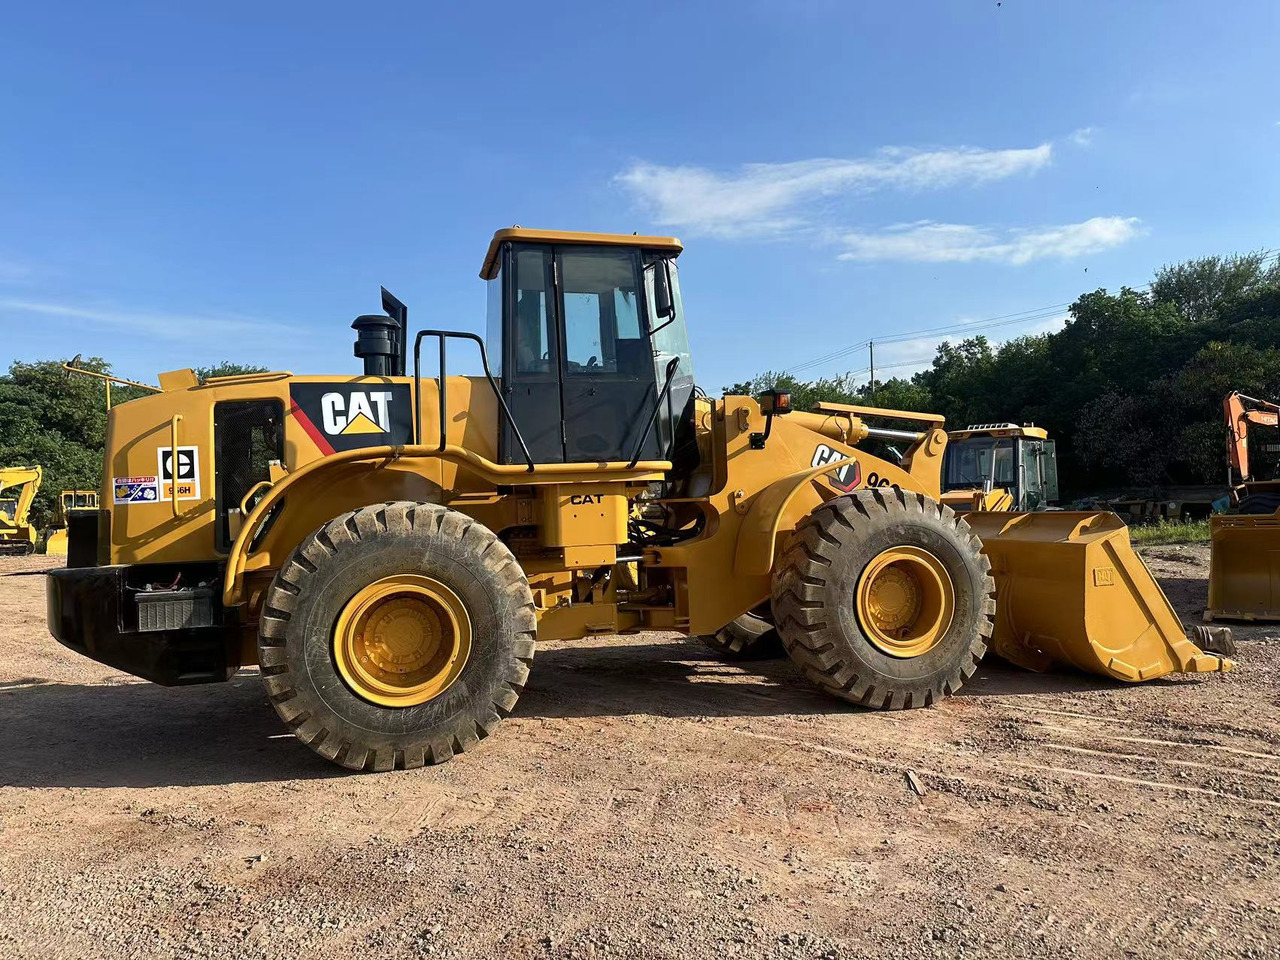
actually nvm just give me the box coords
[772,489,994,710]
[258,502,536,771]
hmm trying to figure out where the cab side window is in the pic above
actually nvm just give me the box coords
[514,249,554,375]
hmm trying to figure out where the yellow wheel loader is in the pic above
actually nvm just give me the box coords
[0,465,43,556]
[44,490,100,557]
[46,229,1232,771]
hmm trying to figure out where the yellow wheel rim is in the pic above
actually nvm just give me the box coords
[332,574,471,707]
[856,546,955,658]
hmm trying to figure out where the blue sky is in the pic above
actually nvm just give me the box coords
[2,2,1277,392]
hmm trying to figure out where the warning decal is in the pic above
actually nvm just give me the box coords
[113,476,159,504]
[156,445,201,501]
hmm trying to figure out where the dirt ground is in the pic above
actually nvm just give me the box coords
[1,545,1278,960]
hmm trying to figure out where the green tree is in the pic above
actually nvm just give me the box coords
[195,361,269,382]
[0,357,273,528]
[726,251,1280,498]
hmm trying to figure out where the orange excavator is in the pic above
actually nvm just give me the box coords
[1206,391,1280,621]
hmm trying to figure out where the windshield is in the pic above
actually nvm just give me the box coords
[0,498,16,520]
[944,438,1016,490]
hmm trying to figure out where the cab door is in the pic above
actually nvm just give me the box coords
[555,246,661,463]
[501,246,567,463]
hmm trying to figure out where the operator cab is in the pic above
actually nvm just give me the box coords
[480,229,696,465]
[943,424,1059,510]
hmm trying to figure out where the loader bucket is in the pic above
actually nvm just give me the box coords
[45,528,68,557]
[1207,509,1280,621]
[961,511,1233,682]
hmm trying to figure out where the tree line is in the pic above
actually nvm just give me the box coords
[0,359,263,528]
[728,252,1280,498]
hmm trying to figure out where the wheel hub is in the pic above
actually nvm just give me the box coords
[856,546,955,658]
[333,574,472,707]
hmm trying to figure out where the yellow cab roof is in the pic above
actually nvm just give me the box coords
[949,423,1049,441]
[480,228,683,279]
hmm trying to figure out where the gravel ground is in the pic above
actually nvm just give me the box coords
[1,546,1278,960]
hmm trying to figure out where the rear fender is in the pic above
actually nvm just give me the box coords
[223,455,442,607]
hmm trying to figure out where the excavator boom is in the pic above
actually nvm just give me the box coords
[0,465,43,556]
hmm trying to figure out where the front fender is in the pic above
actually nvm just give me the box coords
[732,457,856,577]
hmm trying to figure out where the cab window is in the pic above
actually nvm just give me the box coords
[558,248,649,378]
[513,248,554,375]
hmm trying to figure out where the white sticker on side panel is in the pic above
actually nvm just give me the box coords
[156,446,201,501]
[113,476,159,504]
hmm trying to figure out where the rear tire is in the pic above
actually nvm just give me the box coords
[700,606,784,660]
[772,489,994,709]
[258,502,536,771]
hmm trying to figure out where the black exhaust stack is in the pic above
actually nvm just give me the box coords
[352,287,409,376]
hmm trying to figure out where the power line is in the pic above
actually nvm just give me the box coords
[784,304,1071,375]
[780,249,1280,378]
[824,357,936,382]
[786,306,1071,376]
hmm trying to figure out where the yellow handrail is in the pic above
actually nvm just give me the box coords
[63,362,161,410]
[239,480,274,516]
[169,415,183,518]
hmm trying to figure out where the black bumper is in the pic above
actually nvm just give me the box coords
[47,565,236,686]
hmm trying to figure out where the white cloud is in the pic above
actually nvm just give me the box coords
[835,216,1142,265]
[1068,126,1098,147]
[615,143,1052,237]
[0,299,298,342]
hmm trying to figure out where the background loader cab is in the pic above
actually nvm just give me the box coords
[942,424,1059,511]
[481,229,696,466]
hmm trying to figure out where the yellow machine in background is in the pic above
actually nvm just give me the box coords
[0,465,43,556]
[45,490,100,557]
[940,423,1058,512]
[46,228,1232,772]
[1207,391,1280,621]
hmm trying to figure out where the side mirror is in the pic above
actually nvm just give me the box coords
[652,260,674,319]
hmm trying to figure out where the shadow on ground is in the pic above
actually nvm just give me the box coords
[0,636,1154,790]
